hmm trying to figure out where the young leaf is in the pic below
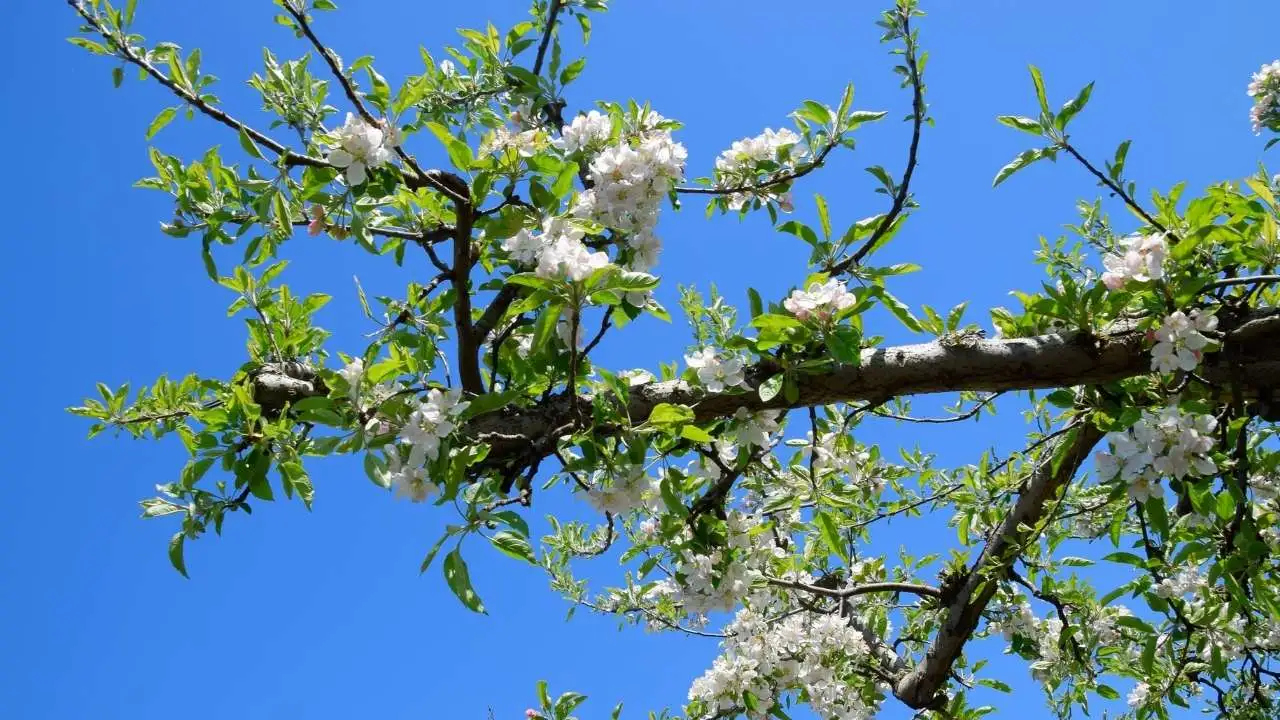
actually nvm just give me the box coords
[992,148,1047,188]
[443,547,487,614]
[146,106,178,140]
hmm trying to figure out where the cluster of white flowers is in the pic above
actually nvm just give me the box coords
[685,347,746,393]
[570,112,686,249]
[380,451,437,503]
[537,234,610,282]
[1094,406,1218,500]
[1247,60,1280,134]
[687,607,878,720]
[323,113,398,186]
[1153,565,1207,600]
[1150,309,1217,373]
[649,512,779,616]
[987,600,1038,641]
[687,440,739,484]
[1099,233,1167,290]
[1128,681,1153,710]
[783,278,857,322]
[733,408,782,448]
[502,216,611,283]
[481,126,542,157]
[553,110,613,154]
[339,358,365,400]
[586,463,658,515]
[396,386,473,471]
[802,432,880,490]
[713,128,803,211]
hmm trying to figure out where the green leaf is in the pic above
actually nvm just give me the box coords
[555,692,588,719]
[814,511,848,564]
[649,403,695,427]
[112,66,124,88]
[420,532,450,573]
[168,532,189,578]
[443,547,487,613]
[146,106,178,140]
[680,425,714,443]
[992,148,1047,188]
[490,530,537,564]
[873,288,922,332]
[996,115,1042,135]
[1055,81,1094,130]
[746,288,763,319]
[815,194,832,239]
[758,374,785,402]
[559,57,587,86]
[1096,684,1120,701]
[1029,65,1049,115]
[238,128,266,160]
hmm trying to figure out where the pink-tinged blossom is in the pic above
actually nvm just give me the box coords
[1150,309,1217,374]
[1099,233,1167,289]
[783,279,857,321]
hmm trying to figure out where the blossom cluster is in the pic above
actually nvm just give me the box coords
[800,432,880,491]
[1150,309,1217,373]
[687,607,878,720]
[1094,406,1218,501]
[685,347,746,393]
[713,127,802,211]
[733,408,782,448]
[481,126,543,158]
[568,111,686,267]
[586,463,658,515]
[323,113,399,186]
[502,216,610,283]
[1247,60,1280,134]
[648,512,779,617]
[553,110,613,154]
[1099,233,1167,289]
[383,388,470,502]
[783,278,857,322]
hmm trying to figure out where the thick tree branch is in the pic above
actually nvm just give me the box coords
[767,576,942,600]
[892,423,1103,709]
[463,312,1280,479]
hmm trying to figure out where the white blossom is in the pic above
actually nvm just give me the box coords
[1128,682,1152,709]
[535,234,609,282]
[713,127,803,211]
[439,59,456,77]
[397,388,470,466]
[339,358,364,400]
[685,347,745,393]
[554,110,613,153]
[733,408,781,448]
[1094,406,1218,499]
[323,113,395,185]
[1099,233,1167,289]
[1150,309,1216,374]
[783,278,857,321]
[586,463,657,515]
[1248,60,1280,134]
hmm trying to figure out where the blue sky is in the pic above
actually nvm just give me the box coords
[5,1,1278,718]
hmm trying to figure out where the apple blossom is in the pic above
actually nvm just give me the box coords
[684,347,745,393]
[323,113,395,186]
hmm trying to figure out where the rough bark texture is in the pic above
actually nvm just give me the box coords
[463,312,1280,473]
[892,424,1104,708]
